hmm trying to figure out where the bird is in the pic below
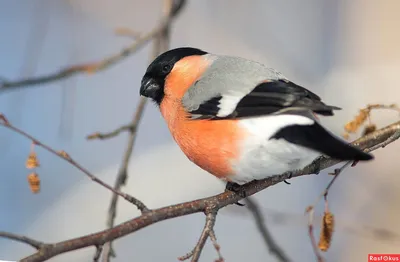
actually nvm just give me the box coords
[139,47,373,195]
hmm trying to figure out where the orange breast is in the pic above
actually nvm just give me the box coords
[159,54,246,180]
[160,100,245,180]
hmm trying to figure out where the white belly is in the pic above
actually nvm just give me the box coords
[229,114,321,184]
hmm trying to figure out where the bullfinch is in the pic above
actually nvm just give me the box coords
[139,47,373,192]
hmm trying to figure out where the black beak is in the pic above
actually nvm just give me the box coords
[140,77,160,99]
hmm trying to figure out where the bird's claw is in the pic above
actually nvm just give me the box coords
[225,181,247,198]
[283,171,294,185]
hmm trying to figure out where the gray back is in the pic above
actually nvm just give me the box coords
[181,54,288,115]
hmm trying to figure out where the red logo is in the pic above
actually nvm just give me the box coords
[368,254,400,261]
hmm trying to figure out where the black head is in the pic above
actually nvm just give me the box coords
[140,47,208,105]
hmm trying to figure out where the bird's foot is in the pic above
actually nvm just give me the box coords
[225,181,247,200]
[283,171,294,185]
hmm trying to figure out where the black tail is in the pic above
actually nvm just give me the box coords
[271,122,374,161]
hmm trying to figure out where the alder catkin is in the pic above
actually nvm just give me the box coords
[26,151,40,169]
[318,211,335,252]
[27,172,40,193]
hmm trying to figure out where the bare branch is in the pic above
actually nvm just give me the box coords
[114,27,142,40]
[366,129,400,152]
[0,114,148,212]
[179,211,221,262]
[305,161,352,262]
[0,0,186,93]
[0,231,46,250]
[307,208,324,262]
[209,229,224,262]
[245,197,291,262]
[86,123,134,140]
[101,97,148,261]
[93,245,103,262]
[100,0,181,261]
[309,161,352,211]
[19,121,400,262]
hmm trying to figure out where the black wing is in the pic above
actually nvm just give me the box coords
[189,80,341,120]
[271,121,373,161]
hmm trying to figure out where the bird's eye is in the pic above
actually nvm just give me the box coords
[162,64,172,73]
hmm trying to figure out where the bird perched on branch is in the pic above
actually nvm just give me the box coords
[139,47,373,194]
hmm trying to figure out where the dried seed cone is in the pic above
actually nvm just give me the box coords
[344,109,369,134]
[318,211,335,252]
[27,172,40,193]
[26,151,40,169]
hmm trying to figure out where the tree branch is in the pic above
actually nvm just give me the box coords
[0,231,46,250]
[245,197,291,262]
[93,245,103,262]
[100,97,148,262]
[100,0,181,261]
[86,123,135,140]
[178,211,223,262]
[19,120,400,262]
[306,161,355,261]
[0,0,186,93]
[0,113,148,212]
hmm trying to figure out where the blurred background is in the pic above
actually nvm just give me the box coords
[0,0,399,261]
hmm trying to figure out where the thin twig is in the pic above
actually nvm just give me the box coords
[366,103,400,114]
[101,1,180,261]
[0,0,185,93]
[101,97,148,261]
[305,161,352,262]
[309,161,352,210]
[86,124,135,140]
[178,250,194,261]
[245,197,291,262]
[179,211,220,262]
[307,208,324,262]
[209,230,224,262]
[190,215,213,262]
[93,245,103,262]
[114,28,142,39]
[16,121,400,262]
[0,231,46,250]
[0,113,148,212]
